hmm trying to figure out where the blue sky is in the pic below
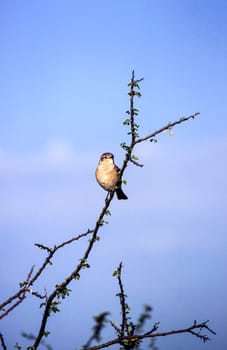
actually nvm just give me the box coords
[0,0,227,349]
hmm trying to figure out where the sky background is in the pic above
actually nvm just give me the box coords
[0,0,227,349]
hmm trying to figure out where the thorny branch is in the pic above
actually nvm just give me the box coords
[0,71,210,350]
[0,230,93,315]
[82,264,215,350]
[115,263,131,338]
[135,112,200,145]
[0,265,35,320]
[85,320,216,350]
[119,70,199,176]
[32,195,115,349]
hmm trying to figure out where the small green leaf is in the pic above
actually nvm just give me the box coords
[43,331,50,337]
[169,128,174,136]
[97,218,104,226]
[134,91,142,97]
[73,273,80,280]
[112,269,118,277]
[123,118,130,125]
[131,108,139,116]
[79,258,91,269]
[120,142,130,151]
[131,154,139,160]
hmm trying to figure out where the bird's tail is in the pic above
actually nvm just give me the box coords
[116,184,128,200]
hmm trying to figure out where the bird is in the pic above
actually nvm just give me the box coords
[95,152,128,200]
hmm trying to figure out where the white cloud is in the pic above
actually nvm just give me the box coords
[0,140,96,175]
[0,136,226,247]
[0,141,100,231]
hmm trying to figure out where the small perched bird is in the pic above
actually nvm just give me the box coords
[96,152,128,200]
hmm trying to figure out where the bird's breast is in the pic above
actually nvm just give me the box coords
[96,163,119,191]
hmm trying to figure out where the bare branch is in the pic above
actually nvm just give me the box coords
[115,262,130,337]
[129,158,144,167]
[85,320,215,350]
[134,112,200,145]
[0,230,93,314]
[109,320,121,336]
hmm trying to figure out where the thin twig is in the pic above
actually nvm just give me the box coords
[0,265,35,320]
[129,158,144,167]
[0,333,7,350]
[109,321,121,336]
